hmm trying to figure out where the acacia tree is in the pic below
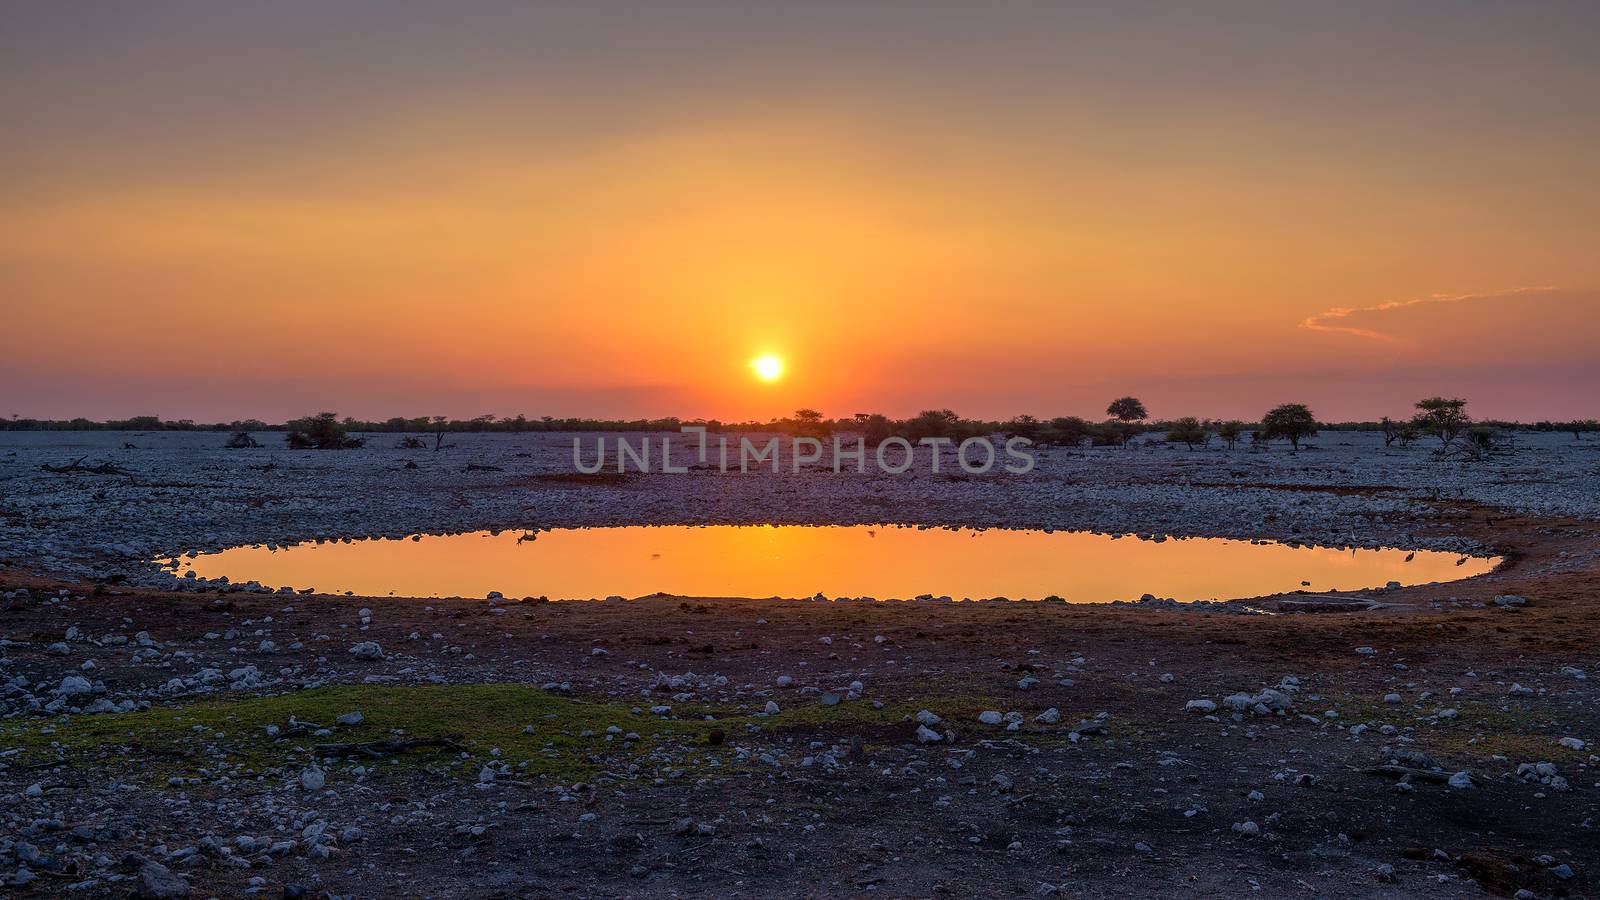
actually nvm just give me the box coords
[1261,404,1317,451]
[1413,397,1470,452]
[791,408,831,440]
[1106,397,1148,423]
[1216,420,1244,450]
[1166,416,1210,450]
[1105,397,1147,448]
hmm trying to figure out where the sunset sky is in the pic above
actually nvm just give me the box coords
[3,3,1597,423]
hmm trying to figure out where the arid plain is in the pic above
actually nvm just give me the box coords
[2,430,1597,897]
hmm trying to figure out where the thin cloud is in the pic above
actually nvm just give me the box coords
[1300,287,1557,342]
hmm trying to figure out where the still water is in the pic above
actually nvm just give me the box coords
[167,525,1498,602]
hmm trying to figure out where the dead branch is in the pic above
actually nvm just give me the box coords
[40,457,133,476]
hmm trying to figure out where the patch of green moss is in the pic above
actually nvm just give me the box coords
[0,683,1128,788]
[0,684,740,785]
[1314,693,1584,763]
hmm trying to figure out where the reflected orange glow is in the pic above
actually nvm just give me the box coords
[169,525,1497,602]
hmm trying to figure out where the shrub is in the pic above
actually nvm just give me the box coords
[1215,420,1244,450]
[284,412,365,450]
[790,408,831,440]
[856,413,894,447]
[1166,416,1210,450]
[1464,424,1499,458]
[1005,415,1043,441]
[905,409,967,441]
[1397,421,1419,447]
[1045,416,1094,447]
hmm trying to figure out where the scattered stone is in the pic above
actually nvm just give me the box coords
[348,641,384,660]
[135,860,190,898]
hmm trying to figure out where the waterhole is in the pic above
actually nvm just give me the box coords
[165,525,1498,602]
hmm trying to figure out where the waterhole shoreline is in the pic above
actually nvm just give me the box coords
[164,523,1502,606]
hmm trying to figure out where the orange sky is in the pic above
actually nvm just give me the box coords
[2,4,1597,422]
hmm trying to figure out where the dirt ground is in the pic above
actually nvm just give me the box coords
[2,497,1598,898]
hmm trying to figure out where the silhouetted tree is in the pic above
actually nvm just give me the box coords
[1046,416,1094,447]
[1106,397,1148,423]
[1413,397,1470,452]
[791,408,831,440]
[855,413,894,446]
[1216,420,1244,450]
[1166,417,1209,450]
[285,412,364,450]
[1261,404,1318,450]
[906,409,966,441]
[1005,414,1042,441]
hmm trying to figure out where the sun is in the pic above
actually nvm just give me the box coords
[751,353,784,383]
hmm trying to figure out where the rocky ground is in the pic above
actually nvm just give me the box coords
[2,430,1599,897]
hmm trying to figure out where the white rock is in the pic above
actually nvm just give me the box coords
[1184,699,1217,714]
[348,641,384,660]
[55,675,94,697]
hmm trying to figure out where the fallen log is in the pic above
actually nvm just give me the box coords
[40,457,134,476]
